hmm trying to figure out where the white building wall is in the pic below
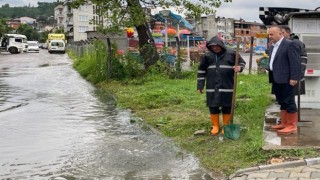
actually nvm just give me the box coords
[72,4,95,41]
[216,17,234,40]
[63,1,96,42]
[54,5,64,30]
[192,14,218,40]
[206,15,218,40]
[19,17,36,24]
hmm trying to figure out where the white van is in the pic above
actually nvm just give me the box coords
[48,40,66,54]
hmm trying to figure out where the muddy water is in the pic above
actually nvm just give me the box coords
[0,51,218,179]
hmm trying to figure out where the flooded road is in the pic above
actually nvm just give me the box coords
[0,50,216,179]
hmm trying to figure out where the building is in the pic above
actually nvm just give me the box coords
[19,17,36,25]
[6,17,37,31]
[188,14,218,41]
[190,14,267,42]
[234,19,267,42]
[188,15,234,41]
[6,19,21,30]
[63,0,100,43]
[200,14,218,40]
[216,17,234,40]
[54,5,64,30]
[59,1,266,45]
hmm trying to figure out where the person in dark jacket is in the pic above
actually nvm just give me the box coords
[281,26,308,95]
[197,35,246,136]
[267,26,301,135]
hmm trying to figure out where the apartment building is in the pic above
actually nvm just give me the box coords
[234,19,267,42]
[188,15,235,41]
[54,5,64,30]
[188,14,218,41]
[216,17,234,40]
[63,0,100,43]
[189,14,268,42]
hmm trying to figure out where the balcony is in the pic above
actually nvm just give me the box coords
[67,21,74,26]
[56,13,64,18]
[67,9,73,16]
[67,31,74,37]
[63,0,72,5]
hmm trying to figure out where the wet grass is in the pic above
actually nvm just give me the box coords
[96,69,319,176]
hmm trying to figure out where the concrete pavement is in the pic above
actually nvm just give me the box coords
[228,102,320,180]
[229,157,320,179]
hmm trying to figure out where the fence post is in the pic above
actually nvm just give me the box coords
[106,37,112,81]
[249,36,254,74]
[175,36,181,78]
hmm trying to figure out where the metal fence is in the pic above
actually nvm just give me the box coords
[67,36,128,57]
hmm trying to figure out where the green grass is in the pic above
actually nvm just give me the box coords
[96,70,319,175]
[71,41,108,84]
[69,46,320,175]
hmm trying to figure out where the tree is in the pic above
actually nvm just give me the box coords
[0,2,61,20]
[39,31,50,43]
[0,18,13,38]
[71,0,231,69]
[16,24,39,41]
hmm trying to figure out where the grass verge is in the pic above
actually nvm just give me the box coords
[69,46,319,175]
[96,69,319,175]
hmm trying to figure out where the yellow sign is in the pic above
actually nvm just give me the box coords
[48,34,65,40]
[256,33,268,38]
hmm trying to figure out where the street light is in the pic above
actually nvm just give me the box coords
[187,35,190,62]
[160,10,170,48]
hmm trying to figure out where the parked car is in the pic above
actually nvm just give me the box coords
[39,43,47,49]
[27,41,39,53]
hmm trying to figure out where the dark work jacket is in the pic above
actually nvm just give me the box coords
[290,34,308,95]
[268,38,301,84]
[197,36,246,107]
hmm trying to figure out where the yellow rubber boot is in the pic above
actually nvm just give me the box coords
[210,114,220,136]
[221,114,231,135]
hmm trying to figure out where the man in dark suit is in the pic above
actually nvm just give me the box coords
[267,26,301,135]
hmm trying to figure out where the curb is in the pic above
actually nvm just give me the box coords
[229,157,320,179]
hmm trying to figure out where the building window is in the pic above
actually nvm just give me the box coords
[100,17,104,25]
[79,15,88,22]
[79,26,88,33]
[79,5,88,11]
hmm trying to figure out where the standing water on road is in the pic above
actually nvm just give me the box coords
[0,51,216,179]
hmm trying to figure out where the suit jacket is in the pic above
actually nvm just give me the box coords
[268,38,301,84]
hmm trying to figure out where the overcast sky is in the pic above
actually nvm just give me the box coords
[0,0,57,7]
[1,0,318,23]
[215,0,318,22]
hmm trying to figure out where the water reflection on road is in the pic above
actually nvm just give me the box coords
[0,51,216,179]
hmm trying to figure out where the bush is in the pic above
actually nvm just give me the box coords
[73,40,145,83]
